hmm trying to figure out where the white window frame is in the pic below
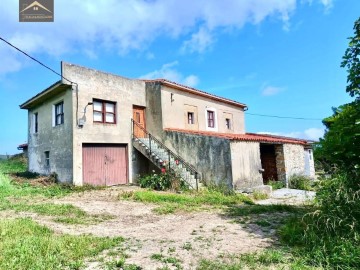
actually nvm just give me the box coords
[205,107,218,131]
[52,100,64,127]
[32,112,38,133]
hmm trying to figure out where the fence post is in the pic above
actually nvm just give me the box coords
[195,172,198,191]
[149,134,152,156]
[168,150,171,171]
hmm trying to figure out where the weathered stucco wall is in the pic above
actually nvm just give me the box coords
[163,131,233,187]
[283,144,306,179]
[161,86,245,134]
[61,62,146,185]
[145,82,163,138]
[28,89,73,183]
[230,141,263,189]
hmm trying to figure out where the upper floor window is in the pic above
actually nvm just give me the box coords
[225,118,231,130]
[93,100,116,124]
[55,102,64,126]
[33,112,38,133]
[207,110,215,128]
[188,112,194,124]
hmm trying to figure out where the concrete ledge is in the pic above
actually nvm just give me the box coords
[236,185,272,196]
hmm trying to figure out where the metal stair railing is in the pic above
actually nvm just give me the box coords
[131,119,199,190]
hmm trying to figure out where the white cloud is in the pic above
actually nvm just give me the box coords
[140,61,200,87]
[0,0,334,75]
[183,75,200,87]
[181,27,214,54]
[257,127,324,141]
[303,0,333,11]
[262,85,285,96]
[304,128,324,140]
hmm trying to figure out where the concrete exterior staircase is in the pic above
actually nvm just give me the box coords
[132,135,199,190]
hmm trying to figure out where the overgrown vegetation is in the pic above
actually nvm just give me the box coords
[119,189,253,214]
[268,179,285,190]
[0,218,123,270]
[138,172,188,191]
[288,174,313,191]
[277,17,360,270]
[0,156,111,224]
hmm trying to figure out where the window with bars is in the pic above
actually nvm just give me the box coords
[188,112,194,124]
[44,151,50,167]
[33,112,38,133]
[225,118,231,130]
[207,110,215,128]
[93,100,116,124]
[55,102,64,126]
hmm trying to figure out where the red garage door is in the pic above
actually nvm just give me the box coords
[82,144,128,186]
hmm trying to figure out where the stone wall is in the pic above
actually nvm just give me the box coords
[275,145,286,182]
[283,144,306,179]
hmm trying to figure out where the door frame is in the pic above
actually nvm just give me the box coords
[82,143,129,186]
[133,105,146,137]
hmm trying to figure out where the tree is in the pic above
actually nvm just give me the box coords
[341,17,360,98]
[317,101,360,173]
[316,17,360,174]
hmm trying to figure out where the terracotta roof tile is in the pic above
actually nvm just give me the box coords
[143,79,247,109]
[164,128,308,145]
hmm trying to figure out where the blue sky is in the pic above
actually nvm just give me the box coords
[0,0,358,154]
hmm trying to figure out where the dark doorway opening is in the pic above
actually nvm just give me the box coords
[260,144,278,184]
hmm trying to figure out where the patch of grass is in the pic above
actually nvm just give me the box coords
[252,191,269,200]
[225,204,306,217]
[0,155,27,174]
[0,195,113,225]
[268,180,285,190]
[150,253,182,269]
[288,174,313,191]
[119,189,253,214]
[255,219,272,227]
[197,249,319,270]
[182,242,192,250]
[0,218,123,270]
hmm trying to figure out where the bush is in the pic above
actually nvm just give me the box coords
[268,180,285,190]
[138,173,188,191]
[288,174,312,191]
[205,181,235,196]
[280,173,360,269]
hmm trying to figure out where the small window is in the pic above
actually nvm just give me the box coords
[207,110,215,128]
[309,150,312,160]
[225,118,231,130]
[188,112,194,124]
[93,100,116,124]
[33,113,38,133]
[55,102,64,126]
[44,151,50,167]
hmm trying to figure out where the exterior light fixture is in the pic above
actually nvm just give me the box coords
[78,102,93,128]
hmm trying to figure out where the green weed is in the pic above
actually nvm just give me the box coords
[0,218,123,270]
[119,189,253,214]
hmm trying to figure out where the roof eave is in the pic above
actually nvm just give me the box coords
[145,79,248,109]
[20,81,70,110]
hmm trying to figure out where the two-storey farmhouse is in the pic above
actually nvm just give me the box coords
[20,62,315,189]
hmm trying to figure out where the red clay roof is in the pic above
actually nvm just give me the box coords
[17,143,28,150]
[164,128,309,145]
[143,79,247,109]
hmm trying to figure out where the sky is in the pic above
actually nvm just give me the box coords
[0,0,358,154]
